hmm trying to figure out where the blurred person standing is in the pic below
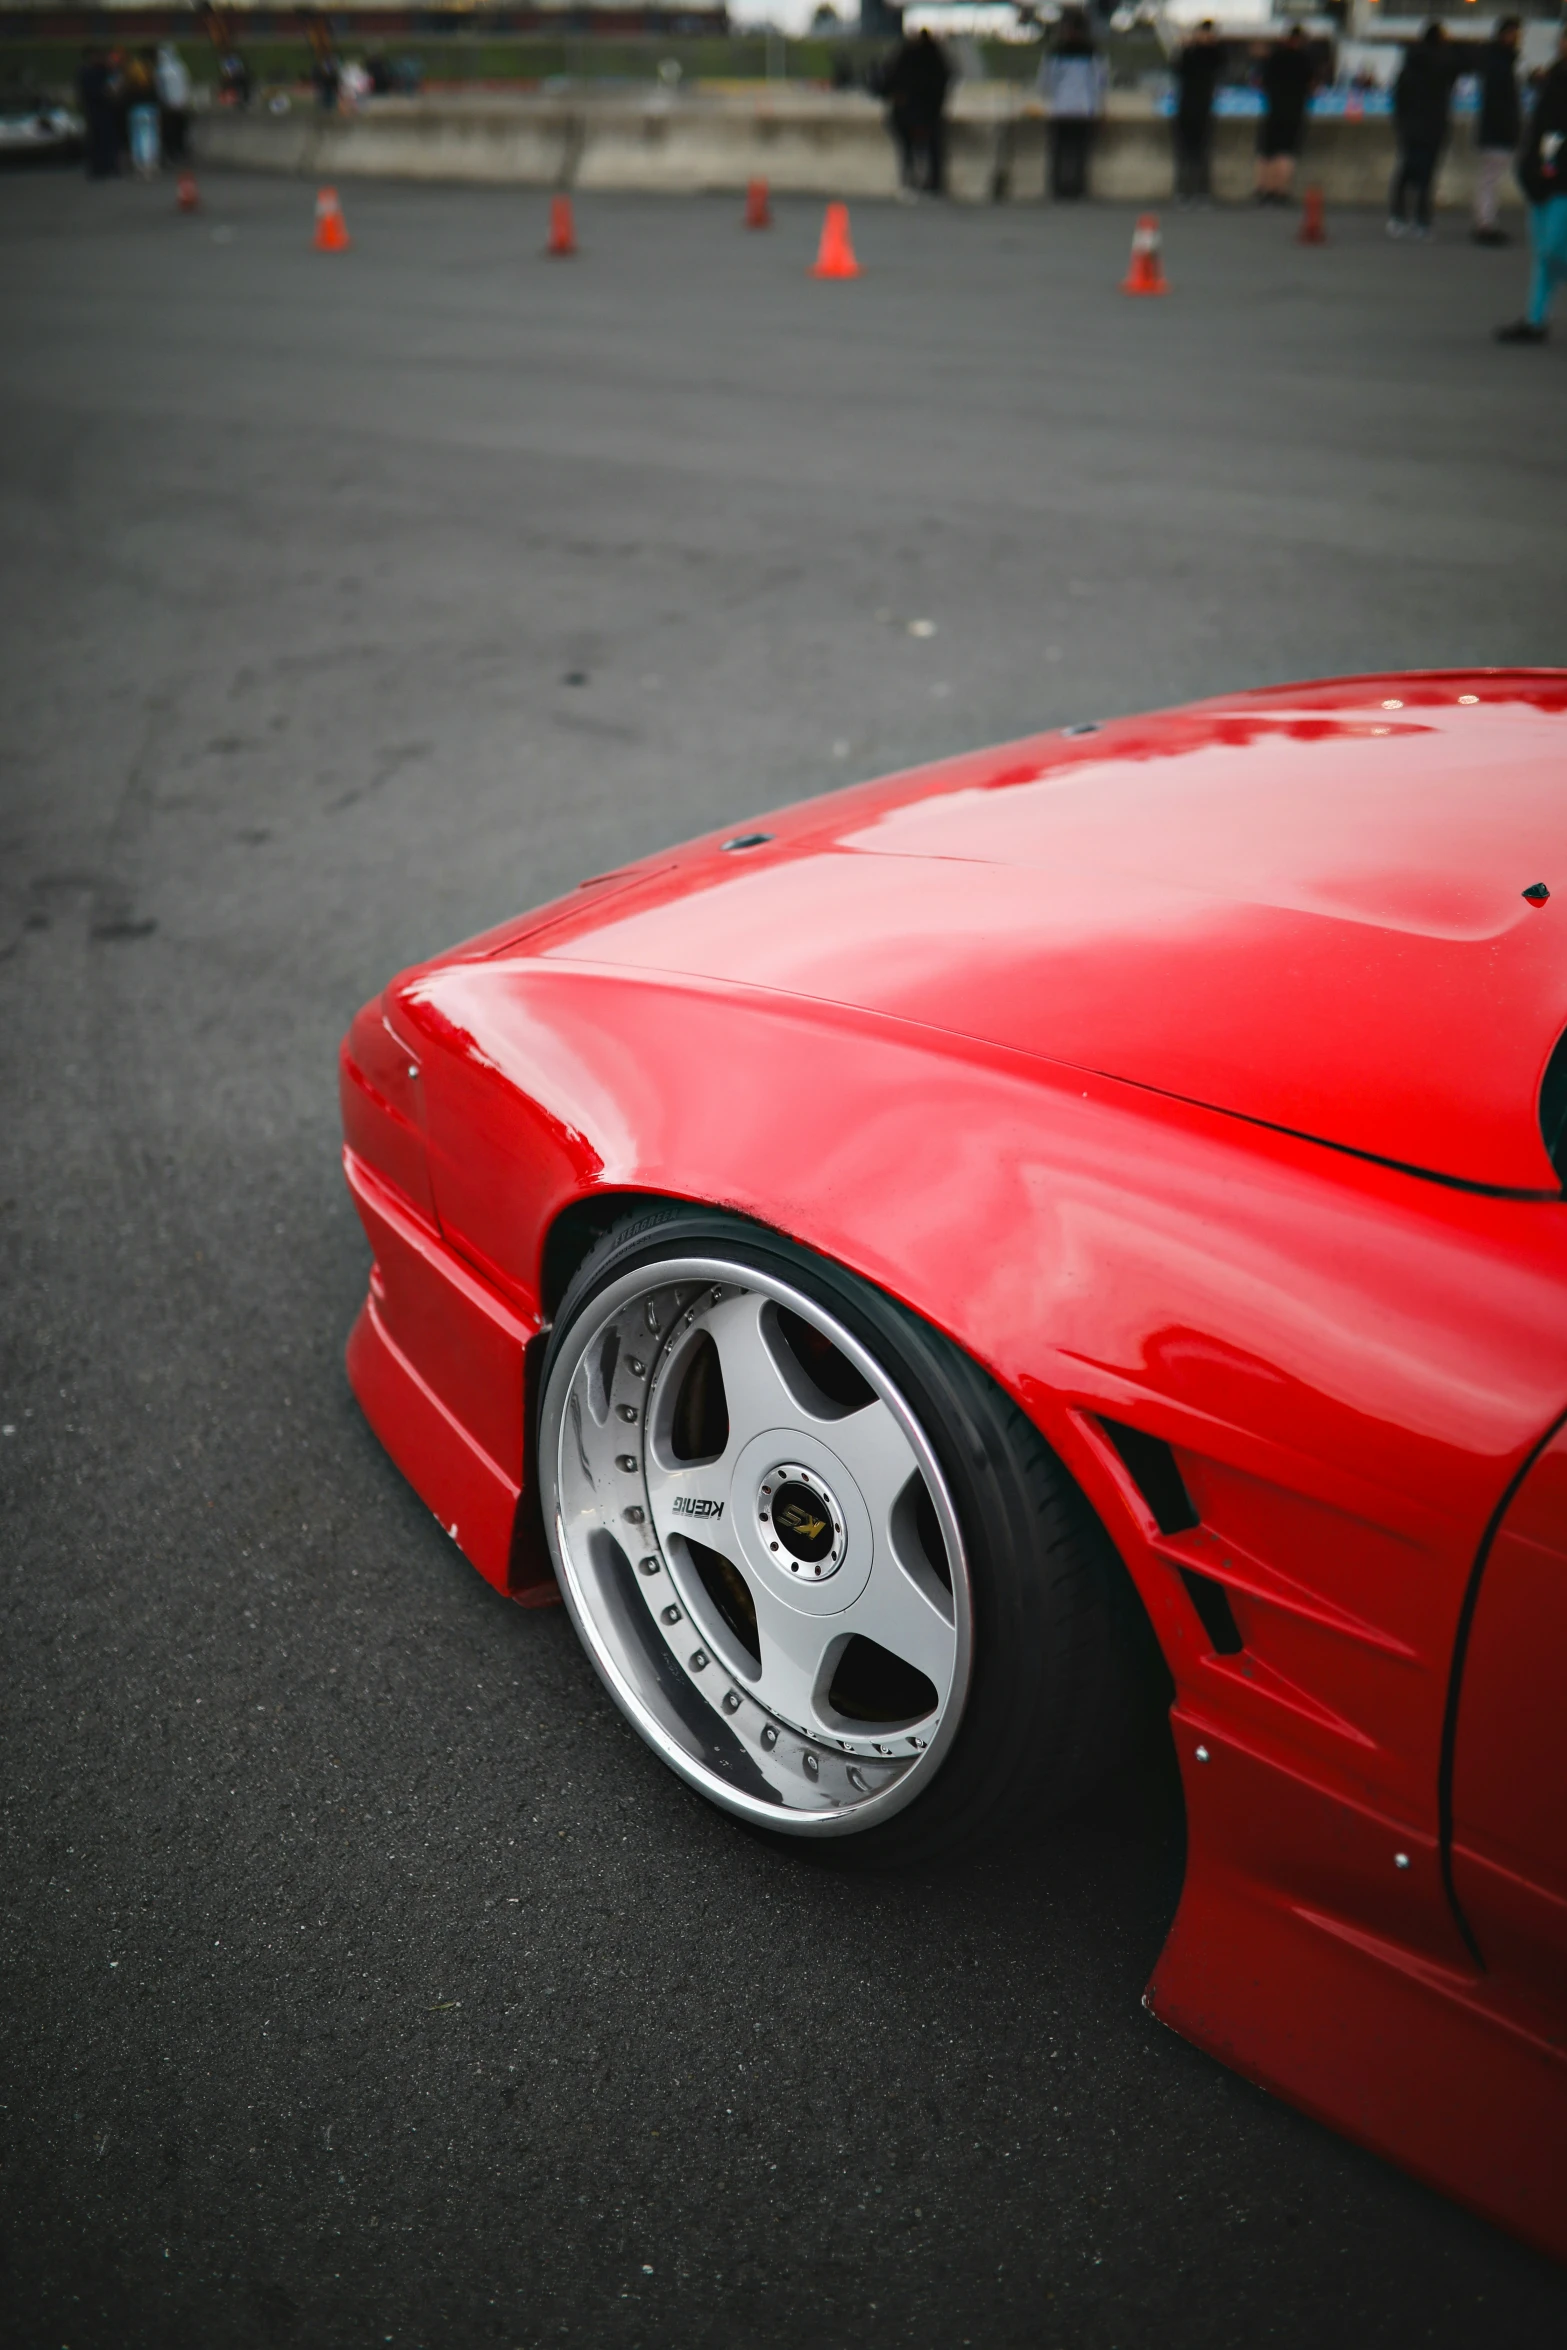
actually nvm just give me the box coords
[1255,24,1316,205]
[339,57,372,113]
[123,46,161,178]
[77,46,119,178]
[903,29,953,195]
[1472,16,1522,244]
[1496,25,1567,342]
[218,49,252,107]
[883,27,953,196]
[880,31,917,193]
[155,42,192,162]
[1388,23,1458,238]
[1172,19,1225,204]
[1041,8,1107,202]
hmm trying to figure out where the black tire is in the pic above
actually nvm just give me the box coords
[541,1202,1152,1869]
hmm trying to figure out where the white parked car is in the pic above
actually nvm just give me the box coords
[0,93,85,164]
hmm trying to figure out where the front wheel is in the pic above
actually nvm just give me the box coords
[538,1205,1145,1866]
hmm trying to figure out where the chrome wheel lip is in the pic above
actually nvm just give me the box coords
[539,1251,974,1839]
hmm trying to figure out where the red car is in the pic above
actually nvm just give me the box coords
[340,671,1567,2261]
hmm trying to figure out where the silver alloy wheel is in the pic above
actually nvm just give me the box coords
[540,1256,974,1835]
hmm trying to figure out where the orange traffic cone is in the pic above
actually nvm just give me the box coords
[176,169,199,213]
[744,177,772,230]
[1121,211,1167,296]
[811,200,860,280]
[314,186,350,252]
[1297,185,1327,245]
[546,194,577,257]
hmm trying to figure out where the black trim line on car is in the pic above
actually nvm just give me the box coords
[1083,1069,1565,1205]
[1436,1402,1567,1968]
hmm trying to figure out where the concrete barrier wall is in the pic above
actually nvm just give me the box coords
[193,91,1518,213]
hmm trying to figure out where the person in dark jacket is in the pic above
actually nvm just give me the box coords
[883,28,953,196]
[1255,26,1317,205]
[1172,20,1225,203]
[1496,27,1567,341]
[77,46,119,178]
[1388,23,1459,237]
[1472,17,1522,243]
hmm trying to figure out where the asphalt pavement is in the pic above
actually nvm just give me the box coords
[3,166,1566,2350]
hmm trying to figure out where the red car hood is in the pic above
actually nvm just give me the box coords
[509,673,1567,1196]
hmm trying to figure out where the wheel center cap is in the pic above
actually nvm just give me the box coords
[757,1464,845,1582]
